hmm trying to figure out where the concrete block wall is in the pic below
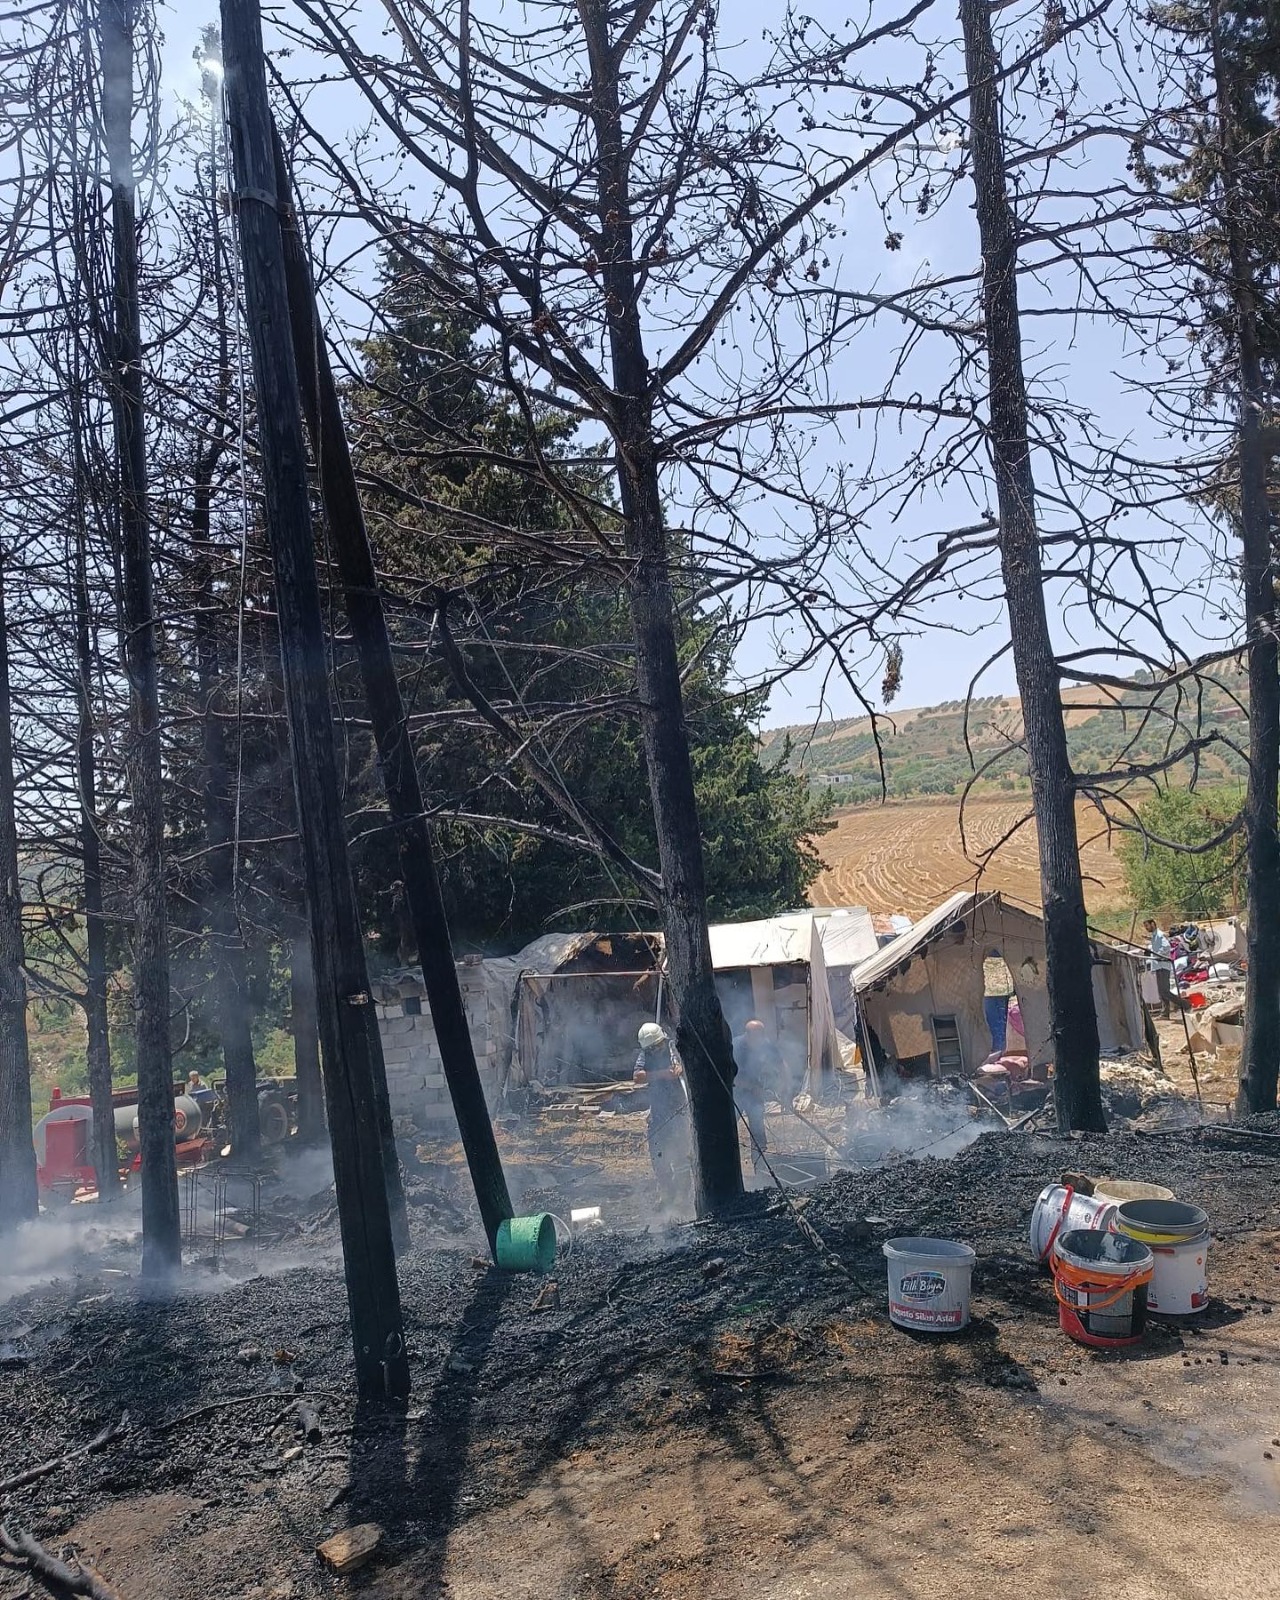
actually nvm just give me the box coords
[375,959,499,1132]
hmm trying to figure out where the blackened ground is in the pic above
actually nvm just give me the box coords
[1,1126,1278,1598]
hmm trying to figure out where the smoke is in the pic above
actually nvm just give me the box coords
[270,1143,335,1202]
[0,1202,143,1304]
[0,1149,344,1305]
[527,979,653,1088]
[845,1081,995,1167]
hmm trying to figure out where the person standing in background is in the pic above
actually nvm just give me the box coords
[982,947,1016,1054]
[1143,918,1174,1020]
[633,1023,690,1209]
[732,1018,785,1177]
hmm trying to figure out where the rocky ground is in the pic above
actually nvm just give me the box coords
[3,1111,1280,1598]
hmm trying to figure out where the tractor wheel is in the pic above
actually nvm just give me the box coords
[258,1094,289,1145]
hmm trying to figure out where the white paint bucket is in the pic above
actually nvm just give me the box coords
[1029,1184,1118,1264]
[883,1237,976,1332]
[1140,1233,1210,1316]
[1115,1199,1210,1316]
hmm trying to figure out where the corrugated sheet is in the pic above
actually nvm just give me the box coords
[809,906,880,970]
[706,914,820,969]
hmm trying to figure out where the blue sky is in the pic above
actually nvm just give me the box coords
[153,1,1238,729]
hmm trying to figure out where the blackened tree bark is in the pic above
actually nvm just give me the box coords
[97,0,183,1273]
[189,99,261,1159]
[72,514,117,1201]
[578,0,741,1212]
[220,0,409,1398]
[289,923,325,1143]
[959,0,1105,1131]
[1206,3,1280,1114]
[273,129,513,1248]
[189,57,261,1159]
[193,533,261,1160]
[0,554,37,1229]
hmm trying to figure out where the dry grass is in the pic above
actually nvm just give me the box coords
[810,793,1130,918]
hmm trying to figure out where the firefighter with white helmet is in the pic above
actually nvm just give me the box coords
[634,1022,690,1209]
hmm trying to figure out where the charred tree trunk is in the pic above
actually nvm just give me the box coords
[578,0,742,1214]
[97,0,183,1273]
[221,0,409,1399]
[193,544,261,1161]
[622,459,742,1206]
[1208,8,1280,1114]
[960,0,1105,1131]
[289,923,325,1144]
[0,556,37,1229]
[73,516,117,1201]
[273,129,513,1249]
[192,89,261,1161]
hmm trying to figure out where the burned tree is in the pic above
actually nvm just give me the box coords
[96,0,182,1270]
[190,37,261,1161]
[958,0,1104,1130]
[272,127,514,1247]
[282,0,988,1212]
[0,551,37,1228]
[219,0,409,1398]
[72,503,118,1201]
[1203,0,1280,1114]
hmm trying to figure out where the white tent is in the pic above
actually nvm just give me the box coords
[707,912,844,1093]
[805,906,879,1031]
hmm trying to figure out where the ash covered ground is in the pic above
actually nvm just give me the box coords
[2,1119,1280,1597]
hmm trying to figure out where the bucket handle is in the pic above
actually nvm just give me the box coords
[1053,1258,1153,1314]
[1038,1184,1074,1263]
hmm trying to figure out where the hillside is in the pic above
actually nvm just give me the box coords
[809,794,1131,918]
[762,668,1249,801]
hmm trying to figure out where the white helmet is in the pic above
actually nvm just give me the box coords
[638,1022,667,1051]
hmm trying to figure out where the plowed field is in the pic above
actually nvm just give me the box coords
[810,794,1130,916]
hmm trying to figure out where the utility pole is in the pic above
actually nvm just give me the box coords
[97,0,183,1273]
[959,0,1106,1130]
[220,0,409,1400]
[273,128,515,1252]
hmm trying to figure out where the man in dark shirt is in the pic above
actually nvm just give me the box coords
[732,1019,785,1176]
[634,1023,690,1208]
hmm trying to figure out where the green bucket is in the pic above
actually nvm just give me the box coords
[494,1213,557,1273]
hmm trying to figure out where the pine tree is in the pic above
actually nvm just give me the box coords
[344,262,834,950]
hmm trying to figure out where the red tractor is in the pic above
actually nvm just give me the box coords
[34,1078,294,1202]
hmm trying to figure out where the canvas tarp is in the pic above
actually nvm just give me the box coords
[850,891,1148,1075]
[806,906,880,1033]
[491,915,846,1093]
[707,912,844,1091]
[483,932,644,1090]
